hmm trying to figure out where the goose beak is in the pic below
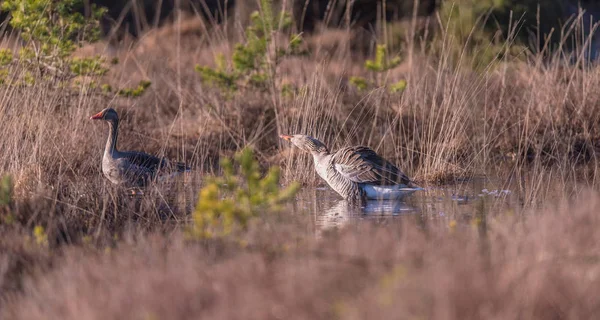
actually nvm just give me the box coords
[280,134,293,141]
[90,111,104,120]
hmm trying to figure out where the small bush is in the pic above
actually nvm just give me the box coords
[0,174,13,207]
[117,80,152,97]
[33,225,48,247]
[196,0,303,93]
[189,148,300,239]
[349,44,407,93]
[2,0,107,79]
[1,0,151,97]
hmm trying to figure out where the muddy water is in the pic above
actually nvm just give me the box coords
[292,175,527,235]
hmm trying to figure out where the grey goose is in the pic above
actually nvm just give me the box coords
[280,134,422,203]
[90,108,190,188]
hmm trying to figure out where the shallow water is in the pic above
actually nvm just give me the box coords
[292,175,525,235]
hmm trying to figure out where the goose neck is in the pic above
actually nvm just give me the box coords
[311,151,330,163]
[105,119,119,155]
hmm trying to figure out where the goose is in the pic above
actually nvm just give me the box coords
[280,134,423,203]
[90,107,190,189]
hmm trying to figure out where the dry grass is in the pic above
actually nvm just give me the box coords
[47,11,600,189]
[0,7,600,319]
[2,190,600,319]
[75,14,600,188]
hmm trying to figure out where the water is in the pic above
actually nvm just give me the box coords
[292,176,524,234]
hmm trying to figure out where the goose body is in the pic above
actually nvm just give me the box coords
[91,108,190,188]
[281,134,423,203]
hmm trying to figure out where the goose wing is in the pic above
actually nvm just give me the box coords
[122,151,166,172]
[121,151,190,176]
[331,146,411,185]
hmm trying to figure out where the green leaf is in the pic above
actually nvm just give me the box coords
[349,76,369,91]
[389,80,407,93]
[188,147,300,239]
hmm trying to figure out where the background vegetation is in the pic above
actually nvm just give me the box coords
[1,0,600,318]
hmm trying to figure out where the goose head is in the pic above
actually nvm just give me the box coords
[280,134,329,154]
[90,108,119,122]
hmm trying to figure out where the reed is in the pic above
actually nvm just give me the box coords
[0,1,599,318]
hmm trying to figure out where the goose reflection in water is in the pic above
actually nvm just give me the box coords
[314,199,419,237]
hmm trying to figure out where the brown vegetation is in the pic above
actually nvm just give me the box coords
[2,190,600,319]
[0,4,600,318]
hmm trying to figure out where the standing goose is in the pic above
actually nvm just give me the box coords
[90,107,190,188]
[280,134,423,203]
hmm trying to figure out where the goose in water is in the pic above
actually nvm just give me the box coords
[90,107,190,188]
[280,134,423,203]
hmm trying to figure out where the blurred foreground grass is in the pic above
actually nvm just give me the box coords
[0,1,599,318]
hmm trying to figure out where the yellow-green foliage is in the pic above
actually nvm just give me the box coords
[70,56,108,76]
[365,45,401,73]
[349,76,368,91]
[117,80,152,97]
[189,148,300,239]
[0,174,14,224]
[1,0,150,98]
[280,83,296,98]
[0,174,13,207]
[349,44,406,93]
[0,49,13,66]
[33,225,48,247]
[389,80,407,93]
[196,0,303,92]
[2,0,106,75]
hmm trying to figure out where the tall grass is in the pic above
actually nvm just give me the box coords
[0,0,595,230]
[0,1,600,318]
[272,7,600,192]
[0,1,595,232]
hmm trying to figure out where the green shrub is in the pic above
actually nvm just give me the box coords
[33,225,49,247]
[349,76,368,91]
[365,44,401,73]
[188,148,300,239]
[389,79,407,93]
[0,175,14,224]
[0,49,13,66]
[196,0,303,93]
[349,44,407,94]
[2,0,107,78]
[117,80,152,97]
[1,0,151,97]
[0,174,13,207]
